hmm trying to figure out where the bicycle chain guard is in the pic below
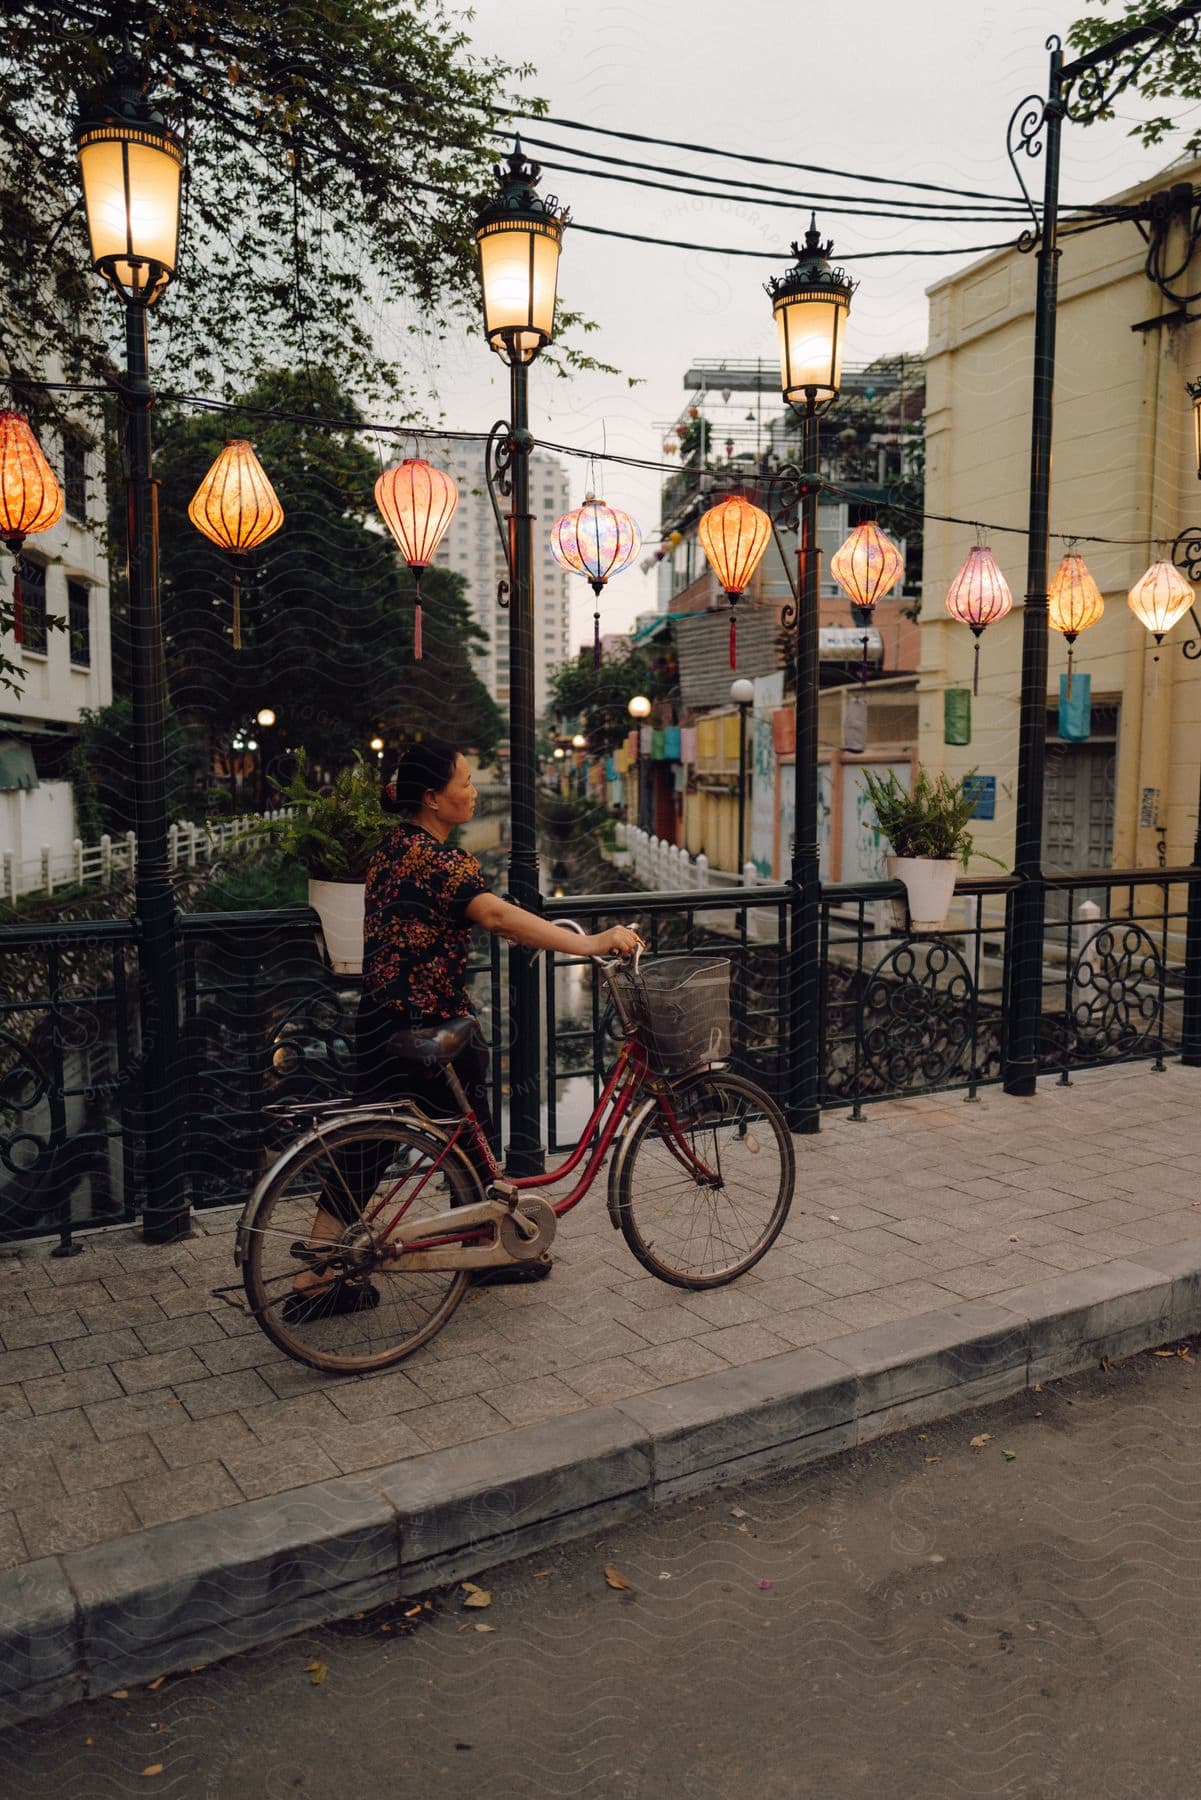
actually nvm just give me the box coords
[498,1196,558,1262]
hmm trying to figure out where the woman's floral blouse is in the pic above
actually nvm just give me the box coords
[363,823,490,1021]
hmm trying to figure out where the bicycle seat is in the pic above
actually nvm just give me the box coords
[386,1015,478,1068]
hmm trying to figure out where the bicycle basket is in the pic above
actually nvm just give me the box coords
[615,954,731,1072]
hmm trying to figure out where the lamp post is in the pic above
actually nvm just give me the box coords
[476,139,568,1176]
[730,678,754,874]
[628,694,651,833]
[766,218,855,1133]
[76,47,188,1241]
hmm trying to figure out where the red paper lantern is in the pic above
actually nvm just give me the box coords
[0,411,65,646]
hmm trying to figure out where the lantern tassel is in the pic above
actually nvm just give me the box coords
[729,606,737,671]
[860,633,869,689]
[593,609,601,669]
[972,632,981,698]
[231,567,242,653]
[1066,642,1074,701]
[414,600,423,660]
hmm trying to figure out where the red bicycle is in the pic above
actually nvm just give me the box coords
[235,929,795,1373]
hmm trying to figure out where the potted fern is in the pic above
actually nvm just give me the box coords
[861,766,1002,932]
[272,751,386,973]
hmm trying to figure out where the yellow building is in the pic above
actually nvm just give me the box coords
[919,156,1201,879]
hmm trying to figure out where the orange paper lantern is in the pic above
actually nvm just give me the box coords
[698,494,772,670]
[1048,552,1104,695]
[374,458,459,659]
[830,520,904,608]
[188,440,284,650]
[0,411,65,648]
[945,545,1013,694]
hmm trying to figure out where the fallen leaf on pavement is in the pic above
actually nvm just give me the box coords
[145,1677,165,1692]
[110,1691,128,1700]
[730,1506,748,1518]
[658,1572,672,1581]
[1154,1350,1176,1357]
[1100,1356,1111,1372]
[533,1570,550,1578]
[140,1768,163,1779]
[969,1434,991,1450]
[1002,1450,1017,1462]
[305,1661,328,1685]
[604,1566,634,1591]
[461,1582,492,1609]
[474,1623,496,1634]
[924,1456,942,1464]
[1033,1384,1042,1394]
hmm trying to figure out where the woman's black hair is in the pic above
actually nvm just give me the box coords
[382,737,462,816]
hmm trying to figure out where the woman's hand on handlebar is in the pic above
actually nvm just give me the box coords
[588,924,643,959]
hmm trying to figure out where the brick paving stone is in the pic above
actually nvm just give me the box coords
[874,1279,971,1315]
[41,1251,125,1286]
[0,1345,62,1387]
[111,1347,210,1395]
[930,1257,1061,1299]
[605,1303,712,1347]
[155,1284,223,1320]
[23,1364,120,1414]
[220,1438,340,1502]
[0,1510,26,1571]
[27,1280,111,1316]
[125,1461,244,1529]
[133,1311,226,1354]
[409,1394,512,1452]
[56,1327,144,1372]
[85,1388,186,1441]
[101,1268,187,1304]
[558,1356,664,1405]
[1121,1209,1201,1245]
[149,1412,260,1470]
[804,1263,886,1299]
[79,1297,166,1330]
[0,1292,34,1324]
[694,1324,794,1365]
[326,1369,428,1425]
[407,1352,505,1404]
[311,1414,427,1474]
[677,1287,769,1331]
[194,1333,280,1377]
[0,1453,65,1509]
[18,1486,140,1558]
[0,1310,88,1352]
[818,1293,916,1331]
[0,1407,97,1459]
[240,1392,349,1444]
[177,1368,276,1419]
[626,1340,732,1384]
[480,1374,588,1428]
[54,1432,165,1496]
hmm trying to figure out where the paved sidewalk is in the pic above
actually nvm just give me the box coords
[1,1059,1199,1718]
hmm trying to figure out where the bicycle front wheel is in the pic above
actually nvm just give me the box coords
[242,1117,479,1374]
[615,1071,794,1288]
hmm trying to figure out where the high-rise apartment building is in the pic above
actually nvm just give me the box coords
[433,449,572,718]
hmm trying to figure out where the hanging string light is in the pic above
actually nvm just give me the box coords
[944,543,1013,695]
[698,493,772,669]
[1048,550,1104,696]
[830,519,904,687]
[0,411,64,646]
[188,440,284,649]
[549,493,641,665]
[373,457,459,659]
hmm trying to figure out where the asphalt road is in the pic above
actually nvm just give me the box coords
[3,1339,1200,1800]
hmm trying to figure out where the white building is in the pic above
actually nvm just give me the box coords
[0,404,112,891]
[434,448,571,718]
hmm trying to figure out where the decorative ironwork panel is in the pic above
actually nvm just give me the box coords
[1066,922,1163,1061]
[858,940,976,1091]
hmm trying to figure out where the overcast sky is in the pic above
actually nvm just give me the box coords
[396,0,1193,646]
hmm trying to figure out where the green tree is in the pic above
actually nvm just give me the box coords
[77,697,206,833]
[1068,3,1201,156]
[0,2,609,407]
[549,643,674,757]
[150,366,503,773]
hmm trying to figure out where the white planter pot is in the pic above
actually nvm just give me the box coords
[886,856,959,933]
[308,878,366,975]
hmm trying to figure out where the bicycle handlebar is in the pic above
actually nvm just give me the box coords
[555,917,645,976]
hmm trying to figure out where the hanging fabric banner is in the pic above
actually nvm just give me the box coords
[944,687,971,746]
[1059,672,1091,740]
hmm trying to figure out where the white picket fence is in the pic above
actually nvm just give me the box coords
[602,823,758,893]
[1,808,293,902]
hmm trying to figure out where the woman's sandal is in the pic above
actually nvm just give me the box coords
[282,1279,380,1325]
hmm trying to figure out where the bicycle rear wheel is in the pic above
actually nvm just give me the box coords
[615,1071,794,1287]
[242,1117,479,1373]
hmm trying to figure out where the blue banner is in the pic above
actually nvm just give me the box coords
[1059,672,1091,740]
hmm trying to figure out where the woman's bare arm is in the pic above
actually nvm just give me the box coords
[466,894,639,959]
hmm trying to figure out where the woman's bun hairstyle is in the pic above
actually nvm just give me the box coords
[382,737,461,816]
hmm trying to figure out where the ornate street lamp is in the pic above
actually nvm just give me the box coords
[730,677,754,875]
[628,694,651,833]
[476,140,570,1176]
[76,45,187,1241]
[766,216,855,1133]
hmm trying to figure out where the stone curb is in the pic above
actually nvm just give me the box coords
[3,1239,1200,1726]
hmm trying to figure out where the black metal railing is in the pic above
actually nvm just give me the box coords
[1,865,1197,1247]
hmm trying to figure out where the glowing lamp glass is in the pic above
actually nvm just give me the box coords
[475,219,562,364]
[77,123,182,303]
[830,521,904,609]
[773,291,849,404]
[628,694,651,720]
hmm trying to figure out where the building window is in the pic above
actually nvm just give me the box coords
[63,436,88,520]
[17,557,47,655]
[68,579,91,667]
